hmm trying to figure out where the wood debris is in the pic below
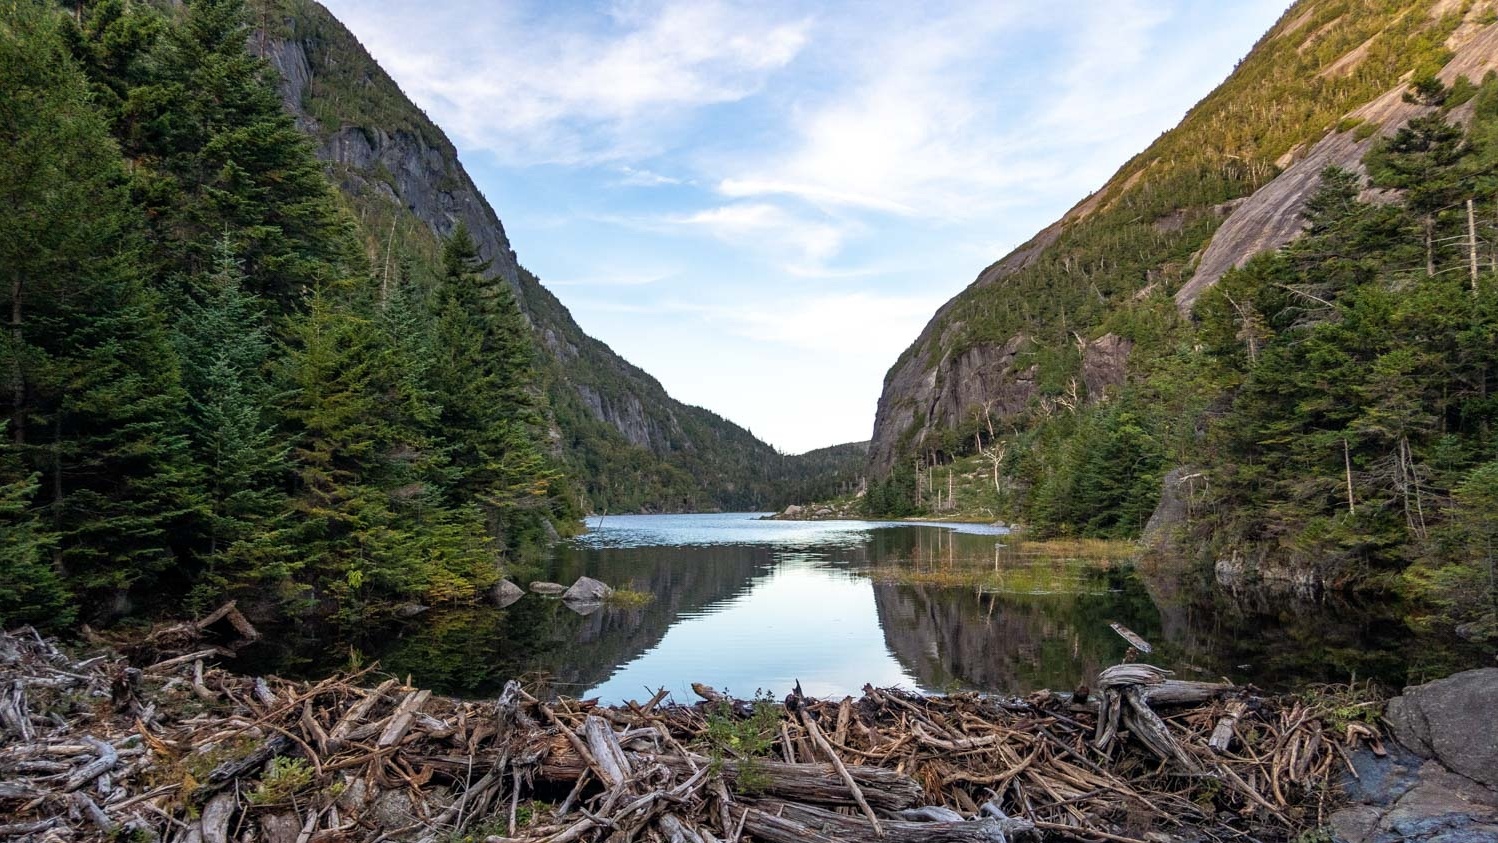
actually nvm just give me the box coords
[0,625,1381,843]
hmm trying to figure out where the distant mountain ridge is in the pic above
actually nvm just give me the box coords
[250,0,860,512]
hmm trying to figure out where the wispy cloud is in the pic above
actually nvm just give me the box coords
[322,0,1293,450]
[671,202,853,266]
[615,166,689,187]
[546,270,675,288]
[330,0,811,164]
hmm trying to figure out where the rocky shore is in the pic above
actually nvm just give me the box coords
[1,622,1494,843]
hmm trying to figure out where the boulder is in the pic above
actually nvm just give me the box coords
[1331,759,1498,843]
[529,581,567,596]
[393,603,428,619]
[561,576,614,603]
[1386,668,1498,788]
[781,504,805,519]
[488,579,524,608]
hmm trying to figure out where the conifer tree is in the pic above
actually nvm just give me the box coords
[117,0,360,300]
[431,225,562,545]
[173,236,290,603]
[1,0,201,610]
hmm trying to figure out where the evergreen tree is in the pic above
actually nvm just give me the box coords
[112,0,360,301]
[431,225,563,546]
[173,236,290,604]
[1,0,201,610]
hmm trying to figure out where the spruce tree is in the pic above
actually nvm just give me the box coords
[1,0,201,612]
[431,225,563,546]
[173,236,290,604]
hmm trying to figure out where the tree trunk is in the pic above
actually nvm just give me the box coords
[1425,215,1435,277]
[11,277,23,446]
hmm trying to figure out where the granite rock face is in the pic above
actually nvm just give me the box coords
[1385,668,1498,789]
[1331,670,1498,843]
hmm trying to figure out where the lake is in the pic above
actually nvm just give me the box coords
[243,512,1490,702]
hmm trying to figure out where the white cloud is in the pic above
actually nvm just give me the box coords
[659,291,947,356]
[547,270,674,288]
[326,0,811,164]
[672,202,853,266]
[616,166,689,187]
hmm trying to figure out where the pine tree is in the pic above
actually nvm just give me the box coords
[111,0,361,301]
[431,225,563,546]
[1,0,202,611]
[173,235,290,604]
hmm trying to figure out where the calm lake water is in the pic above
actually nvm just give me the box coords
[245,513,1491,702]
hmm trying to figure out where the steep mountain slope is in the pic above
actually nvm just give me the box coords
[870,0,1498,476]
[249,0,856,512]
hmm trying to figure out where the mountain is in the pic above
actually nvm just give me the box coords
[249,0,859,513]
[873,0,1498,477]
[865,0,1498,631]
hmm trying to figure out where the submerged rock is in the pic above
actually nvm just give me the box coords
[529,581,567,596]
[488,579,524,608]
[561,576,614,604]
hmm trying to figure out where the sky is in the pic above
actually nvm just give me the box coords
[319,0,1293,454]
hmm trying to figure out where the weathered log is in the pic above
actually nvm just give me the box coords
[376,689,431,747]
[196,733,293,797]
[738,801,1035,843]
[800,706,884,836]
[537,750,921,811]
[1209,701,1249,754]
[1142,680,1236,707]
[1097,663,1172,687]
[327,678,396,749]
[1,680,33,742]
[63,736,118,791]
[1108,622,1153,654]
[1121,686,1203,773]
[580,715,632,788]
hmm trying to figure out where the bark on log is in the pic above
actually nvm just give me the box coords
[537,751,921,810]
[1209,701,1248,754]
[738,801,1035,843]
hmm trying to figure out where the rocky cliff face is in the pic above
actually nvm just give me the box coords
[869,0,1498,477]
[251,1,856,510]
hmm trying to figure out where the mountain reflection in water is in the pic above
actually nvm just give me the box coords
[241,513,1487,701]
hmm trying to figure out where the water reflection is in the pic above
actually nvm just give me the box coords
[240,513,1491,701]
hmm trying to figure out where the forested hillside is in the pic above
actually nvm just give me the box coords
[0,0,867,631]
[248,0,860,514]
[866,0,1498,642]
[0,0,573,628]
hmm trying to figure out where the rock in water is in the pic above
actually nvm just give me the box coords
[561,576,614,603]
[529,581,567,596]
[1386,668,1498,788]
[489,580,524,608]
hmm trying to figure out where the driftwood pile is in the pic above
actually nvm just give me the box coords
[0,622,1383,843]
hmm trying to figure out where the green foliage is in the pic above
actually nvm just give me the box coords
[701,695,779,793]
[1,0,576,628]
[247,756,314,805]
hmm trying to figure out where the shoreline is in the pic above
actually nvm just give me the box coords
[0,625,1441,843]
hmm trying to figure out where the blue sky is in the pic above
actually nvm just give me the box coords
[321,0,1292,454]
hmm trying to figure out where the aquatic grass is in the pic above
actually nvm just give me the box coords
[605,588,655,608]
[1003,537,1140,559]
